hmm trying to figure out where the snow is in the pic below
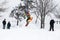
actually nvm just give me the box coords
[0,0,60,40]
[0,12,60,40]
[0,28,60,40]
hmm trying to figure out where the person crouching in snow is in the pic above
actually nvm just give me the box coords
[25,11,33,26]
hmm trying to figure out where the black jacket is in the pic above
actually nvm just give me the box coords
[50,19,55,26]
[2,20,6,25]
[7,22,11,27]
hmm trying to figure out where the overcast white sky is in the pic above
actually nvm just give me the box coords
[0,0,60,10]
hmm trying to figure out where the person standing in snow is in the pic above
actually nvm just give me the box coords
[25,11,33,26]
[49,19,55,31]
[2,19,6,29]
[7,21,11,29]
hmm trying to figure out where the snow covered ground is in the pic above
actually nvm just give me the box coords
[0,0,60,40]
[0,10,60,40]
[0,28,60,40]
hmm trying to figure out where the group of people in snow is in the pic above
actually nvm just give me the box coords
[2,19,11,29]
[2,11,33,29]
[2,11,55,31]
[2,19,55,31]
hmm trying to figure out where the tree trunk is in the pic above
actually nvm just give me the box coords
[17,20,19,26]
[41,16,45,28]
[35,16,38,23]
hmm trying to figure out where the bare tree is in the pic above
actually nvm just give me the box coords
[32,0,58,28]
[10,0,34,26]
[10,0,58,27]
[10,5,26,26]
[53,7,60,18]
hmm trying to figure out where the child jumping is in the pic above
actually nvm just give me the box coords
[25,11,33,26]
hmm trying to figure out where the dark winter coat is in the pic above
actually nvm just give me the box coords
[2,20,6,25]
[7,22,11,29]
[50,19,55,27]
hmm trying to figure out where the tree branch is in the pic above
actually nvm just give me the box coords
[45,4,58,15]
